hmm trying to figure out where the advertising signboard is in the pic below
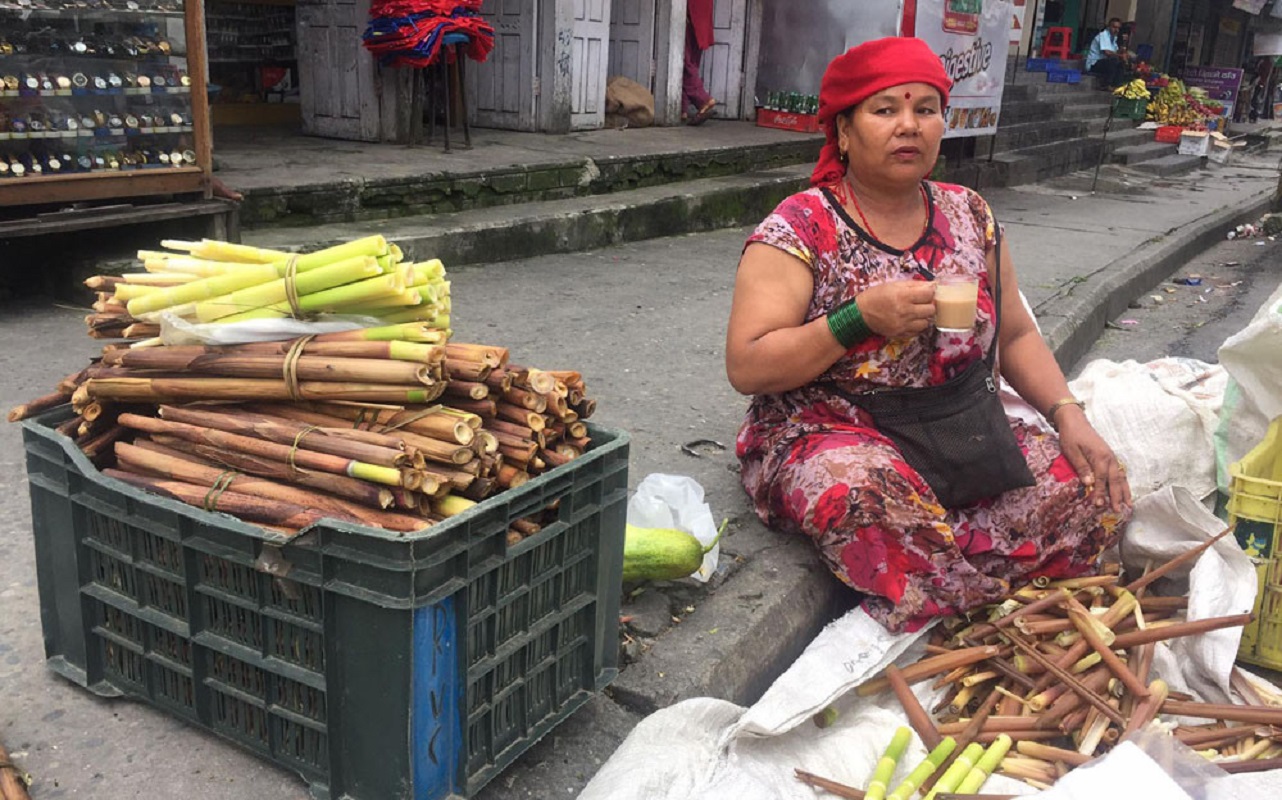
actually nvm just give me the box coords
[1183,65,1245,119]
[915,0,1014,138]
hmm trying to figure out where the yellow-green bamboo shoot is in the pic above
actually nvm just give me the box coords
[378,307,451,326]
[144,255,242,276]
[433,494,476,518]
[887,737,957,800]
[923,742,984,800]
[161,238,287,263]
[334,291,425,315]
[121,272,199,285]
[127,262,286,316]
[193,256,383,322]
[132,236,393,317]
[955,734,1013,794]
[865,727,911,800]
[318,322,447,343]
[216,272,408,322]
[408,260,445,283]
[113,283,163,302]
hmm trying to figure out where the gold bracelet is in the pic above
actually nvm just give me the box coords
[1045,397,1085,430]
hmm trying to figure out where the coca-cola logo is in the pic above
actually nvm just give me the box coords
[773,114,799,125]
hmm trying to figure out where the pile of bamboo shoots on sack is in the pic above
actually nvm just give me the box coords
[838,528,1282,796]
[8,235,597,540]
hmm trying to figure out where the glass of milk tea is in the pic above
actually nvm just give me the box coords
[934,274,980,333]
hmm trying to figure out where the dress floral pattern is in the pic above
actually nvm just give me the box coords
[737,182,1128,632]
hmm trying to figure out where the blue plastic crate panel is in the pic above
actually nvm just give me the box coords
[1047,69,1083,84]
[24,409,630,800]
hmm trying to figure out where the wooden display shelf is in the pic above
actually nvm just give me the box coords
[0,0,213,209]
[0,168,205,206]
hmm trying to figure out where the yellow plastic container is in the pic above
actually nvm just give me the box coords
[1230,417,1282,669]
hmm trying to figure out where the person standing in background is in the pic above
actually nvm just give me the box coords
[684,0,718,125]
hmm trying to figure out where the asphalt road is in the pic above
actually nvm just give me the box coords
[1070,235,1282,372]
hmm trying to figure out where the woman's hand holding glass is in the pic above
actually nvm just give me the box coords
[853,280,937,339]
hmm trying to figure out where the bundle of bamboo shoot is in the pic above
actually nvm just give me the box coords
[11,233,603,541]
[9,340,598,541]
[82,235,451,342]
[853,530,1282,792]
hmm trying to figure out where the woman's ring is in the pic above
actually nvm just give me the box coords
[1117,463,1127,473]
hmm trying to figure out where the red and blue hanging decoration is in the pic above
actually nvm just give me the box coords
[363,0,495,68]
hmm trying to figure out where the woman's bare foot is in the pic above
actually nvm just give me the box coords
[211,176,243,202]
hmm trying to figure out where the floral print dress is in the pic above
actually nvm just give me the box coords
[736,182,1127,632]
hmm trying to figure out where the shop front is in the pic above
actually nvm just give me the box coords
[464,0,757,134]
[0,0,215,213]
[258,0,760,141]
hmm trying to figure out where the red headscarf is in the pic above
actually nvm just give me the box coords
[811,37,953,187]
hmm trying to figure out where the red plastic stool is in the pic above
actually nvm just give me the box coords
[1041,27,1073,60]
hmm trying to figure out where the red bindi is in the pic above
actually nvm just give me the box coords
[905,92,912,100]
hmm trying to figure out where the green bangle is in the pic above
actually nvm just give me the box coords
[827,297,872,349]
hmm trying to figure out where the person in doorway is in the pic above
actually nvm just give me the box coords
[1086,17,1129,89]
[683,0,718,125]
[724,37,1131,633]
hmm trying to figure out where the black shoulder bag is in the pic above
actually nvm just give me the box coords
[837,224,1035,509]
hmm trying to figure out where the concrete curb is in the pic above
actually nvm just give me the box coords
[608,534,853,714]
[1042,187,1276,369]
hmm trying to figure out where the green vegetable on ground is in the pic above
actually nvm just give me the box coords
[621,517,727,583]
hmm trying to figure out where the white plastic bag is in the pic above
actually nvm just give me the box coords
[1215,282,1282,493]
[158,312,383,346]
[626,474,720,582]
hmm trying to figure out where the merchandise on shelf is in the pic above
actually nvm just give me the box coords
[0,0,197,183]
[205,0,298,106]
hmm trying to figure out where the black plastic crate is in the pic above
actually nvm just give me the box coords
[24,409,629,800]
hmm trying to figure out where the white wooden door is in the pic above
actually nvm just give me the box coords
[571,0,612,129]
[468,0,539,130]
[297,0,379,141]
[699,0,748,118]
[609,0,656,89]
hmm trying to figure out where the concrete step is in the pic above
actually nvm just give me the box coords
[1132,153,1205,177]
[240,164,812,268]
[986,136,1108,187]
[991,119,1091,153]
[999,99,1067,125]
[1083,117,1141,135]
[1056,91,1116,108]
[1096,127,1154,152]
[1059,102,1119,121]
[237,134,822,230]
[1030,81,1100,97]
[1110,141,1177,165]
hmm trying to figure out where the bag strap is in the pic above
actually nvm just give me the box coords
[985,213,1003,369]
